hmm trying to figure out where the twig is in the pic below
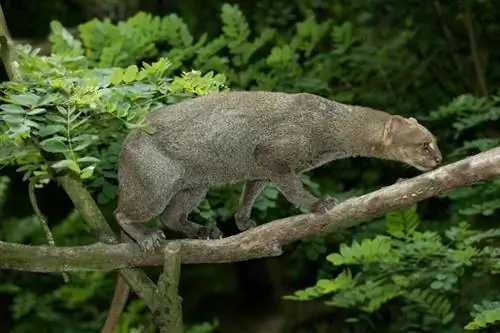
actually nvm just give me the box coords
[28,181,55,246]
[100,231,131,333]
[29,180,70,282]
[462,4,488,96]
[155,241,183,333]
[100,275,129,333]
[1,146,499,272]
[433,0,463,72]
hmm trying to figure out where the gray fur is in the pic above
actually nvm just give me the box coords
[114,91,442,251]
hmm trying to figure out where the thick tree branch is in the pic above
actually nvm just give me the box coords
[2,147,500,272]
[59,174,182,332]
[56,175,161,308]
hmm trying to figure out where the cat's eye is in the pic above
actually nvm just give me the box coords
[422,142,431,151]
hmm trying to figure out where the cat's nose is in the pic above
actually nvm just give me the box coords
[435,153,443,165]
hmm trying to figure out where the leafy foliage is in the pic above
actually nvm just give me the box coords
[466,300,500,330]
[50,3,421,106]
[422,94,500,219]
[0,42,226,203]
[285,205,500,331]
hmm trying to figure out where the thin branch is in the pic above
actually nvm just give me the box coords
[462,4,488,96]
[100,231,131,333]
[433,0,463,72]
[100,275,129,333]
[29,181,55,247]
[29,180,70,282]
[101,230,132,333]
[2,147,500,272]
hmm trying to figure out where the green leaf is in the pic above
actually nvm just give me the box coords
[263,187,279,199]
[2,114,24,124]
[123,65,139,83]
[142,123,156,134]
[51,159,80,173]
[12,292,37,319]
[45,114,67,123]
[56,105,69,115]
[442,312,455,325]
[73,141,93,151]
[326,253,345,266]
[386,205,420,237]
[136,70,147,81]
[316,279,340,294]
[78,156,100,163]
[0,284,21,293]
[38,124,65,137]
[465,302,500,329]
[27,108,47,115]
[24,119,39,128]
[72,134,97,151]
[40,137,67,153]
[36,93,61,106]
[110,68,124,85]
[8,93,40,107]
[125,121,146,129]
[80,165,95,179]
[430,281,444,289]
[391,275,410,287]
[0,104,25,114]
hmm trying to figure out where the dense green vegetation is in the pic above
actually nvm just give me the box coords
[1,0,500,332]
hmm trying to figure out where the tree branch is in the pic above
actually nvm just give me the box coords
[29,180,70,282]
[2,147,500,272]
[0,4,20,81]
[55,175,161,308]
[155,242,183,333]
